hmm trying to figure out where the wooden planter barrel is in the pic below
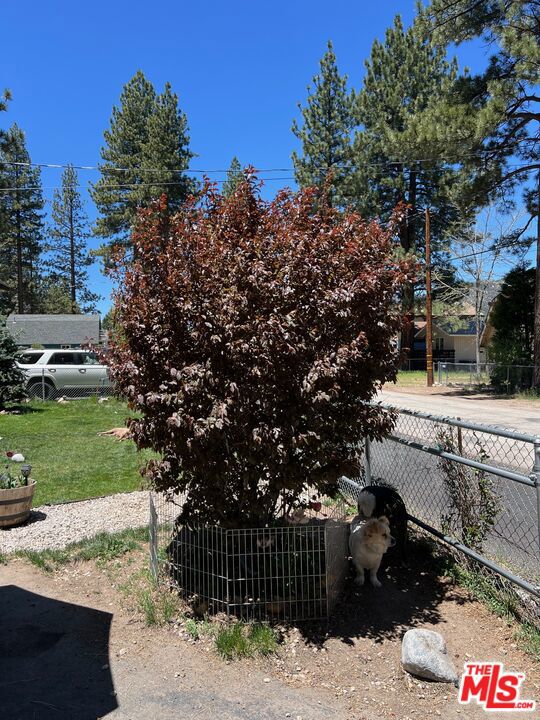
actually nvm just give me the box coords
[0,480,36,528]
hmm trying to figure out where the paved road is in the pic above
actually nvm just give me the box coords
[378,388,540,437]
[366,388,540,586]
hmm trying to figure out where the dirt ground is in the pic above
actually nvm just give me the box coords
[1,546,538,720]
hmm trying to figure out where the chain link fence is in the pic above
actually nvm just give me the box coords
[436,362,538,392]
[24,370,113,401]
[338,405,540,610]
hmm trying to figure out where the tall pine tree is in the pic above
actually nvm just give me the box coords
[0,89,12,314]
[138,82,195,209]
[426,0,540,385]
[292,41,355,207]
[351,16,465,350]
[0,124,44,313]
[46,164,99,313]
[90,71,195,263]
[427,0,538,203]
[222,156,243,197]
[90,71,156,252]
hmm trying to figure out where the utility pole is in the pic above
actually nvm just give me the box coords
[534,173,540,389]
[425,207,434,387]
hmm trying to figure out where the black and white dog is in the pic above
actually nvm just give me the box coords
[357,484,408,560]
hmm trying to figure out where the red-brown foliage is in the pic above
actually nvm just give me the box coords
[108,176,414,526]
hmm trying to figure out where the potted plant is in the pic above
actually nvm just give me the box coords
[0,456,34,528]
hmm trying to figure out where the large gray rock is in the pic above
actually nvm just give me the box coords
[401,629,458,684]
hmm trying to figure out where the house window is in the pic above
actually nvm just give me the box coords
[435,337,444,351]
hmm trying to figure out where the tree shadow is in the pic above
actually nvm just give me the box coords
[297,534,468,648]
[1,403,46,415]
[0,585,117,719]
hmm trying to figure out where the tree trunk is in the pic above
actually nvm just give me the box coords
[400,168,417,357]
[15,165,24,314]
[16,206,23,313]
[69,198,76,313]
[534,175,540,388]
[475,280,482,375]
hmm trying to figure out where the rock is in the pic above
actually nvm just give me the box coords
[401,629,458,684]
[10,453,25,462]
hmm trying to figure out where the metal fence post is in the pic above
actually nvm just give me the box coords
[364,437,372,484]
[41,367,45,401]
[534,439,540,562]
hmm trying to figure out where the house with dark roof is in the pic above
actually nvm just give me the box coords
[6,314,102,348]
[413,316,485,363]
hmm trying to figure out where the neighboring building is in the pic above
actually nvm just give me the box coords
[413,317,486,364]
[6,314,102,348]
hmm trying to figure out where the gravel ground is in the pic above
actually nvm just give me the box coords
[0,491,149,554]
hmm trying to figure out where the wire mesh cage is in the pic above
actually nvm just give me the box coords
[149,492,349,622]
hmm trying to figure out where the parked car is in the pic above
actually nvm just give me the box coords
[16,349,111,399]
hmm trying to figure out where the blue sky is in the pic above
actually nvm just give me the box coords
[1,0,526,314]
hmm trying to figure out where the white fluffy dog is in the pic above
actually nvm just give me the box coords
[349,515,395,588]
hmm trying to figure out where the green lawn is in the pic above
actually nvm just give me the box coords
[0,399,152,506]
[391,370,431,387]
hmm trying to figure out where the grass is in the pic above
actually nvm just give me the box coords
[14,526,150,572]
[214,622,278,660]
[135,584,181,626]
[510,389,540,403]
[390,371,430,387]
[115,559,278,659]
[426,539,540,662]
[454,565,540,661]
[0,398,154,505]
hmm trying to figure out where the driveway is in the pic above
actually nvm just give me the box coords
[379,387,540,437]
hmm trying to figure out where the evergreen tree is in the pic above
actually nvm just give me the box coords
[0,90,12,314]
[90,71,156,252]
[292,41,355,207]
[0,124,44,313]
[0,88,11,149]
[222,156,243,197]
[90,71,195,263]
[426,0,540,386]
[36,278,79,314]
[426,0,539,207]
[46,164,99,313]
[0,318,27,409]
[139,82,195,209]
[489,264,535,365]
[351,16,465,350]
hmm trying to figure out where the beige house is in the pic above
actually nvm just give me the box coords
[414,317,486,363]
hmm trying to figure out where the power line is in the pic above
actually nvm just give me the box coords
[0,177,296,194]
[0,158,535,194]
[0,141,537,176]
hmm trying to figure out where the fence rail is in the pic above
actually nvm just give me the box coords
[339,405,540,602]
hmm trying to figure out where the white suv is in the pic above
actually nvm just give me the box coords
[16,349,111,399]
